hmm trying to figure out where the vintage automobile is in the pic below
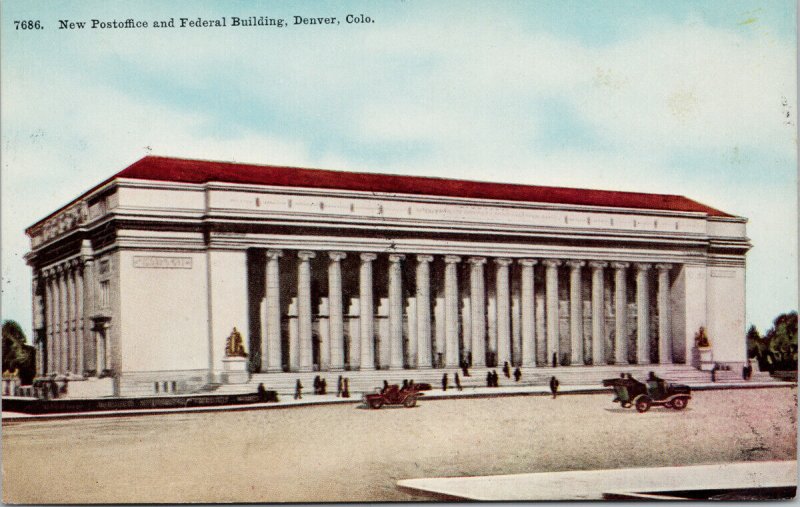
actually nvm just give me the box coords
[602,375,691,413]
[363,384,423,409]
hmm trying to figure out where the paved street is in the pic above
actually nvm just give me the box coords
[2,386,796,503]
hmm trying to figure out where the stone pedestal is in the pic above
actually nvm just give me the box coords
[698,347,714,371]
[222,357,249,384]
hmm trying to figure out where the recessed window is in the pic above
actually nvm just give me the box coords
[100,280,110,308]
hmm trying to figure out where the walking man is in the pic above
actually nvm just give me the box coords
[455,372,463,391]
[503,361,511,378]
[442,373,449,391]
[342,377,350,398]
[486,370,493,387]
[294,379,303,400]
[549,375,559,399]
[513,367,522,382]
[336,375,343,397]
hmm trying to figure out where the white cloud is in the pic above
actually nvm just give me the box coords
[1,7,796,336]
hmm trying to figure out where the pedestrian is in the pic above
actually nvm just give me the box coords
[513,367,521,382]
[442,373,448,391]
[486,370,493,387]
[492,370,499,387]
[743,360,753,380]
[455,372,463,391]
[257,382,267,402]
[342,377,350,398]
[503,361,510,378]
[402,379,408,390]
[336,375,343,397]
[462,363,469,377]
[711,363,717,383]
[383,380,389,392]
[552,352,558,368]
[313,375,321,395]
[549,375,559,399]
[320,378,327,395]
[294,379,303,400]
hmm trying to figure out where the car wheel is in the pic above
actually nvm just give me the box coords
[403,396,417,408]
[635,396,651,413]
[369,398,384,409]
[672,397,688,410]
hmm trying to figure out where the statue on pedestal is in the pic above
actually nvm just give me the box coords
[225,327,247,358]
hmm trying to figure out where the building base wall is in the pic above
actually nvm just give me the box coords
[118,369,210,397]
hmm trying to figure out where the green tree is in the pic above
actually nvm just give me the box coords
[749,312,798,372]
[746,324,766,369]
[764,312,798,371]
[2,320,36,384]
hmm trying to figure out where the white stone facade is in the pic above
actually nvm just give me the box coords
[25,157,750,396]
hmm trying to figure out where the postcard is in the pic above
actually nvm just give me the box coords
[1,0,796,503]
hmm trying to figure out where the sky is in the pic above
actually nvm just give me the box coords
[1,0,797,339]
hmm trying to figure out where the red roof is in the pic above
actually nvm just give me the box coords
[121,156,731,216]
[29,155,733,231]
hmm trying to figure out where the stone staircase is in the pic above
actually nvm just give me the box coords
[207,364,750,397]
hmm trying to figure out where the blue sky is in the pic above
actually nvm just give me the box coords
[2,0,796,338]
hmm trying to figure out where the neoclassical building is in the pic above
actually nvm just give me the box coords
[26,156,750,395]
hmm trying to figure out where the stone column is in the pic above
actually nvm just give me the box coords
[44,270,54,374]
[468,257,487,367]
[32,274,43,376]
[519,259,537,367]
[589,262,607,365]
[416,255,434,369]
[347,298,361,370]
[57,265,67,373]
[80,239,95,373]
[388,254,405,369]
[635,263,651,364]
[264,250,283,372]
[567,260,585,365]
[328,252,346,371]
[612,262,629,365]
[656,264,673,364]
[543,259,562,365]
[406,297,418,368]
[359,253,377,370]
[443,255,461,367]
[495,258,512,367]
[74,261,85,375]
[64,264,74,373]
[297,251,316,372]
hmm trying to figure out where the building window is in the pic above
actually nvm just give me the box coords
[100,280,110,308]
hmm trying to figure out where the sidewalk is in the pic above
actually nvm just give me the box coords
[2,379,793,423]
[397,460,797,500]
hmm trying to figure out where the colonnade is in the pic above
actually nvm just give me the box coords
[37,254,106,376]
[259,250,676,373]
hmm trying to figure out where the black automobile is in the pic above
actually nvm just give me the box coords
[603,375,691,413]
